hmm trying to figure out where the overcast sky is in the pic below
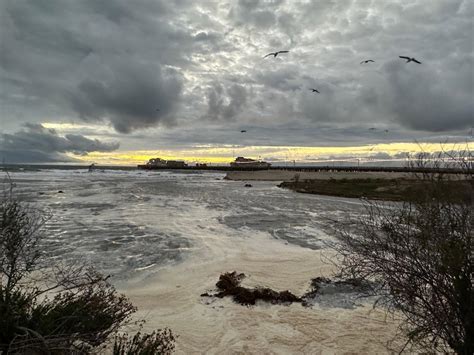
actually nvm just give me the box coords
[1,0,473,163]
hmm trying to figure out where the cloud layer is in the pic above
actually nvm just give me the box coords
[0,124,119,163]
[1,0,472,153]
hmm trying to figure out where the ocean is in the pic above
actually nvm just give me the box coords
[5,168,398,353]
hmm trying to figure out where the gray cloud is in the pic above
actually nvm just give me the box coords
[70,62,183,133]
[0,0,192,133]
[0,123,119,163]
[228,0,281,29]
[205,83,247,121]
[383,60,473,131]
[0,0,472,153]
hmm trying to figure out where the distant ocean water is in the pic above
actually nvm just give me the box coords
[4,168,402,353]
[5,168,362,280]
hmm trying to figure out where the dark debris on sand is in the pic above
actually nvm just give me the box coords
[201,271,301,306]
[201,272,373,308]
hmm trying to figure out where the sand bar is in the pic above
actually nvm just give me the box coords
[225,169,411,182]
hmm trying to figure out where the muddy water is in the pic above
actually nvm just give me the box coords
[8,168,399,353]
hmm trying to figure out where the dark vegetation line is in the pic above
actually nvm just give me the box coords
[278,178,473,202]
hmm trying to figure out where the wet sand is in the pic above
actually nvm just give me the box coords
[10,169,401,354]
[124,231,400,354]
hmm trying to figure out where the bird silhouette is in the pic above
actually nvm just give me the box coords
[264,50,289,58]
[240,130,247,133]
[309,88,320,93]
[399,56,421,64]
[360,60,375,64]
[369,127,376,130]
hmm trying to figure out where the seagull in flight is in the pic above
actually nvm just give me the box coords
[264,50,289,58]
[399,56,422,64]
[240,130,247,133]
[309,88,320,93]
[360,60,375,64]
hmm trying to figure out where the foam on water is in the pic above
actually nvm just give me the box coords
[10,169,360,277]
[7,169,399,353]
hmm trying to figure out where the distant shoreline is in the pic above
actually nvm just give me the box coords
[2,164,467,176]
[0,164,137,171]
[225,170,472,201]
[224,169,411,181]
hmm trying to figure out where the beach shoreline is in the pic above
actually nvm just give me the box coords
[225,169,411,182]
[123,234,400,354]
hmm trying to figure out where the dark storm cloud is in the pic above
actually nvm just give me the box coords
[0,123,119,163]
[70,62,182,133]
[0,0,199,133]
[1,0,473,149]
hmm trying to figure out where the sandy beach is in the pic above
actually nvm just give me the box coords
[125,232,400,354]
[11,169,401,354]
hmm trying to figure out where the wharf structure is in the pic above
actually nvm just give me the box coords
[137,157,466,174]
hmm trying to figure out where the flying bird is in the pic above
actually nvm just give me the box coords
[240,130,247,133]
[399,56,422,64]
[369,127,376,130]
[309,88,320,93]
[264,50,289,58]
[360,60,375,64]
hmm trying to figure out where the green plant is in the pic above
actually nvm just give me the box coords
[113,329,176,355]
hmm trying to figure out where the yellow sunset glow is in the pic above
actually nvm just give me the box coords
[69,142,474,165]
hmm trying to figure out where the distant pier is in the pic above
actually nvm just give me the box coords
[137,164,466,174]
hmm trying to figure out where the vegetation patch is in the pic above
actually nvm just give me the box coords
[278,178,472,202]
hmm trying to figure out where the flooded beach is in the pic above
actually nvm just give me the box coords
[7,168,399,353]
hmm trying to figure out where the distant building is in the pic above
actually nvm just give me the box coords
[166,160,187,168]
[142,158,187,168]
[146,158,167,167]
[230,157,271,168]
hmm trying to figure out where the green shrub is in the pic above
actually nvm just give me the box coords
[113,329,176,355]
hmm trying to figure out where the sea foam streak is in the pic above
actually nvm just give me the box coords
[9,169,398,353]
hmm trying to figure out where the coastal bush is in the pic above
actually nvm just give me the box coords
[334,151,473,353]
[0,183,175,354]
[113,329,176,355]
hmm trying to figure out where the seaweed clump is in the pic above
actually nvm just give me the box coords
[201,271,301,306]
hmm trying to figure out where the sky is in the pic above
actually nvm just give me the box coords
[0,0,473,165]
